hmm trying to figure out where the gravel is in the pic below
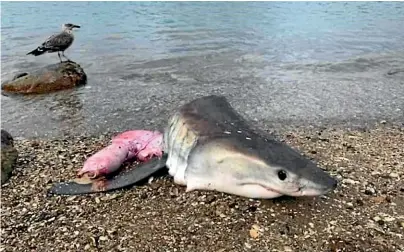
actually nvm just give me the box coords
[1,122,403,252]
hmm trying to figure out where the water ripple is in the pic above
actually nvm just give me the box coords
[1,1,404,138]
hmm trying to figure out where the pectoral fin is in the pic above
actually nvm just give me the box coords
[47,155,168,196]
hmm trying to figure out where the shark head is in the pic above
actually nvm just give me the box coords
[247,137,338,198]
[244,153,338,198]
[236,136,337,198]
[166,94,337,199]
[185,137,338,199]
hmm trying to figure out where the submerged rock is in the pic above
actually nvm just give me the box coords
[1,61,87,95]
[1,129,18,185]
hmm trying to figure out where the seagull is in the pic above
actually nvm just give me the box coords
[27,23,80,63]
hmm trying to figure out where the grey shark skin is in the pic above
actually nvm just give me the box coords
[164,95,337,199]
[48,95,337,198]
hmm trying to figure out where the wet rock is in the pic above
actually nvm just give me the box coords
[1,61,87,95]
[1,129,18,185]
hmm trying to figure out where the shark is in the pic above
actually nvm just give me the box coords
[48,95,337,199]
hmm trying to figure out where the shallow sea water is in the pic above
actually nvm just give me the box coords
[1,2,404,138]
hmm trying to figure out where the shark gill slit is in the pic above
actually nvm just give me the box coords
[177,122,193,182]
[167,114,180,169]
[169,114,185,172]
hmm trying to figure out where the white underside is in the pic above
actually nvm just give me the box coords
[165,147,285,199]
[166,153,188,186]
[184,176,283,198]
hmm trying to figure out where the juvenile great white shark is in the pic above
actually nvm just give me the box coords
[49,95,337,198]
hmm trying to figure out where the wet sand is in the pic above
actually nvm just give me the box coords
[1,122,403,252]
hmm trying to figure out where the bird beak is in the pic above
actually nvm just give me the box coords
[73,25,81,29]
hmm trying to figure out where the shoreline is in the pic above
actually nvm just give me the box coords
[2,50,404,141]
[1,123,403,251]
[8,117,404,142]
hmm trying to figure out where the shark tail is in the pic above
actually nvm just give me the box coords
[47,155,168,196]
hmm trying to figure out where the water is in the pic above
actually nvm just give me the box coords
[1,2,404,139]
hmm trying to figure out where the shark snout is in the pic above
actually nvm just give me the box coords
[298,164,338,196]
[329,176,338,190]
[318,168,338,191]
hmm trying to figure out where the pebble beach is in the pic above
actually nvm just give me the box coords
[1,122,403,252]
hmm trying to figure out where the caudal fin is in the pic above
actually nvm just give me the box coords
[27,46,47,56]
[47,154,168,196]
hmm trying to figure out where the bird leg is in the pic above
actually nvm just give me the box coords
[61,51,72,62]
[57,52,62,63]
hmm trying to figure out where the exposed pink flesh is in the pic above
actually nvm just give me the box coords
[76,130,164,179]
[112,130,157,146]
[136,133,164,162]
[77,143,129,178]
[112,130,164,161]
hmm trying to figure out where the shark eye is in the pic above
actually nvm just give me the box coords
[278,170,287,181]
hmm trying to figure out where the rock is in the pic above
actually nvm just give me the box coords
[370,196,386,204]
[342,178,357,185]
[99,236,108,241]
[249,228,259,239]
[284,246,293,252]
[249,224,263,239]
[389,172,399,178]
[1,129,18,185]
[1,129,14,147]
[373,216,384,225]
[383,216,395,222]
[1,61,87,95]
[364,187,375,195]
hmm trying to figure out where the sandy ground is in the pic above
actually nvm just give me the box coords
[1,122,403,252]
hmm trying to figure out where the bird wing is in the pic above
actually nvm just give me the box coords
[41,32,74,51]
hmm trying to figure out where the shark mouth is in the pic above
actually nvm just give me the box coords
[240,182,302,196]
[239,183,283,195]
